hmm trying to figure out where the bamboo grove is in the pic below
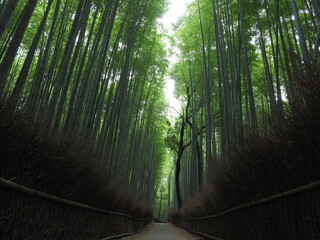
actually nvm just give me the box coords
[168,0,320,209]
[0,0,169,205]
[1,0,320,227]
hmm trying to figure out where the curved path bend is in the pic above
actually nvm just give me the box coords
[122,223,202,240]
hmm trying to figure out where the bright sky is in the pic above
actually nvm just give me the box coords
[159,0,194,119]
[160,0,193,29]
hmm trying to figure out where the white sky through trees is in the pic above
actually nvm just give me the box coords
[160,0,193,119]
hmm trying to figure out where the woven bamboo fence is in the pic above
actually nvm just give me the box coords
[0,178,151,240]
[172,180,320,240]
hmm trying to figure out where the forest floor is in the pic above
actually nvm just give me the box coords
[122,223,202,240]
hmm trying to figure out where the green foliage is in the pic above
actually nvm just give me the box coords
[0,0,171,214]
[167,0,320,210]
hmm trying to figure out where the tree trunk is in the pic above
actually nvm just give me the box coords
[0,0,38,96]
[0,0,19,39]
[10,0,53,105]
[291,0,309,60]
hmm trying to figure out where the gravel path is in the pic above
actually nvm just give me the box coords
[122,223,203,240]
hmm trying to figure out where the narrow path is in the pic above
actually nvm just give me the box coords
[123,223,202,240]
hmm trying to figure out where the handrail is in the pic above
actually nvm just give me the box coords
[173,180,320,221]
[0,178,148,220]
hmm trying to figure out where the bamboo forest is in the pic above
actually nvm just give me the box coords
[0,0,320,239]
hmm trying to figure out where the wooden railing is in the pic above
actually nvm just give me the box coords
[172,180,320,240]
[0,178,151,240]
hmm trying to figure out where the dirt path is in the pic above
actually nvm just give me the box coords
[122,223,202,240]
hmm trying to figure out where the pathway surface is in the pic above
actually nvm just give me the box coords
[122,223,202,240]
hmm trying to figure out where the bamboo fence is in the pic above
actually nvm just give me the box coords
[0,178,151,240]
[172,180,320,240]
